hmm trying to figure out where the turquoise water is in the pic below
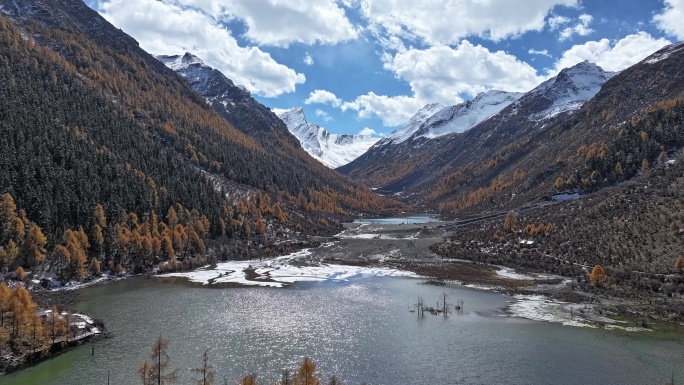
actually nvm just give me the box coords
[2,277,684,385]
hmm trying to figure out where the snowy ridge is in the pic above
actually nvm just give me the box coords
[277,107,380,168]
[157,52,204,71]
[157,52,250,101]
[381,103,445,145]
[521,61,616,121]
[645,41,684,64]
[415,90,524,139]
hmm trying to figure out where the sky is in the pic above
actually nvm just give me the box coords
[85,0,684,137]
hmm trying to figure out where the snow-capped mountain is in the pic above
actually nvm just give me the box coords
[156,52,247,108]
[521,60,617,121]
[340,61,617,194]
[156,52,295,140]
[414,90,524,139]
[277,107,380,169]
[157,52,250,100]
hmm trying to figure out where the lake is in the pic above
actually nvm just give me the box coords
[2,276,684,385]
[353,213,439,224]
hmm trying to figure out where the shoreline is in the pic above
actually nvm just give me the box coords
[26,217,678,337]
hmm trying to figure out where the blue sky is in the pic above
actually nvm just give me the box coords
[87,0,683,136]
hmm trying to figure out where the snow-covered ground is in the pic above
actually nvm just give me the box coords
[507,295,648,331]
[159,248,418,288]
[495,266,559,281]
[337,231,422,240]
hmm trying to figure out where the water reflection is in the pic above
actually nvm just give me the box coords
[2,278,684,385]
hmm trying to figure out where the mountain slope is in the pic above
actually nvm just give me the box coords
[340,61,617,203]
[430,44,684,215]
[276,107,379,168]
[156,53,296,142]
[415,90,524,139]
[0,0,403,244]
[339,90,524,185]
[381,103,446,145]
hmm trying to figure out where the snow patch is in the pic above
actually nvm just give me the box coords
[508,295,648,331]
[645,41,684,64]
[382,103,446,145]
[159,249,418,287]
[416,90,523,139]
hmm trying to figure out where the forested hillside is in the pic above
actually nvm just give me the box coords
[0,0,402,278]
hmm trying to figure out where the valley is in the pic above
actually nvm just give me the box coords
[1,0,684,383]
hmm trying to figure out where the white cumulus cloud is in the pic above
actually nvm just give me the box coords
[303,52,314,66]
[547,14,571,30]
[384,41,544,104]
[654,0,684,40]
[528,48,552,57]
[304,90,342,107]
[218,0,359,47]
[358,127,377,136]
[359,0,578,45]
[552,32,671,73]
[341,93,427,127]
[559,14,594,41]
[97,0,304,97]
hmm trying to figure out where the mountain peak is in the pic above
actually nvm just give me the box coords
[157,52,206,71]
[276,108,380,168]
[380,103,446,145]
[278,107,308,128]
[519,60,615,121]
[181,52,204,65]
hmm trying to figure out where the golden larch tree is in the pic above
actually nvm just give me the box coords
[140,336,178,385]
[20,223,47,267]
[675,255,684,271]
[503,211,516,232]
[238,374,259,385]
[192,348,216,385]
[294,357,320,385]
[589,264,607,287]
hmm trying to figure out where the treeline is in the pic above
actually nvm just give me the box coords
[0,192,215,279]
[139,336,351,385]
